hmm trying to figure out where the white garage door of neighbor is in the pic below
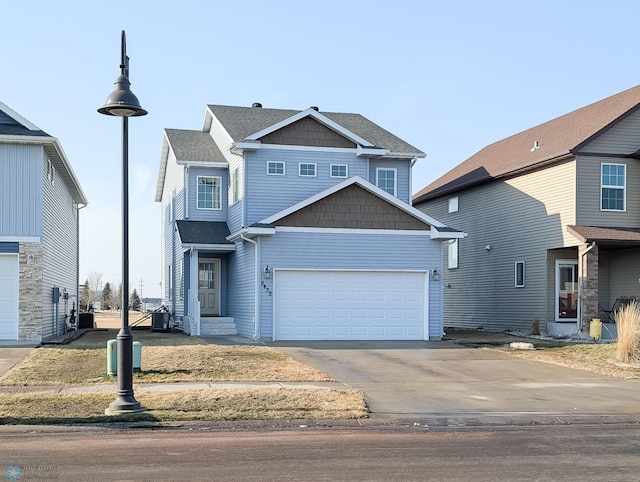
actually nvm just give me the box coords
[274,270,427,341]
[0,255,19,340]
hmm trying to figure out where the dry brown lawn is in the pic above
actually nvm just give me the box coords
[0,311,366,423]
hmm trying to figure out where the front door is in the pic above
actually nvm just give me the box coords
[198,258,220,316]
[556,260,578,321]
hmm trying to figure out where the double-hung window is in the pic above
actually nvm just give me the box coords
[267,161,285,175]
[376,168,396,196]
[231,169,239,204]
[330,164,348,178]
[197,176,221,210]
[601,163,626,211]
[299,163,316,177]
[447,239,458,269]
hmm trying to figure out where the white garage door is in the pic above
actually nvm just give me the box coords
[0,255,19,340]
[274,270,427,341]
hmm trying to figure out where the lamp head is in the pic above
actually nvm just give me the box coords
[98,75,147,117]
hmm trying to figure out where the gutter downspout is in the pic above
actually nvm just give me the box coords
[77,203,88,319]
[578,242,595,332]
[241,233,260,338]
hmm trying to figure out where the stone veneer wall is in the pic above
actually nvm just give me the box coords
[580,243,599,332]
[19,242,43,341]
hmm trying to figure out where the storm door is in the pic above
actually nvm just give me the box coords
[556,260,578,321]
[198,258,220,316]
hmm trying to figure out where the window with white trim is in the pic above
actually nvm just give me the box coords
[197,176,222,210]
[601,163,626,211]
[376,168,396,196]
[515,261,525,288]
[447,239,458,269]
[448,196,459,213]
[231,169,239,204]
[267,161,285,175]
[330,164,348,178]
[47,158,55,185]
[299,163,316,177]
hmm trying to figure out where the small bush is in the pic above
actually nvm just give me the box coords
[531,318,540,336]
[615,301,640,364]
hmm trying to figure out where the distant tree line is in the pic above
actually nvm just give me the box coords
[80,271,143,312]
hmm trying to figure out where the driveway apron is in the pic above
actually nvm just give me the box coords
[268,340,640,421]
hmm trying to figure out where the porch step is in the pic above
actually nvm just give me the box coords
[199,317,237,336]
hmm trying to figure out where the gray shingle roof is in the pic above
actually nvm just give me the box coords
[413,85,640,204]
[164,129,227,163]
[176,220,232,245]
[207,105,425,157]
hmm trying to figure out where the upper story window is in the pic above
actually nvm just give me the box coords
[47,158,55,186]
[197,176,222,210]
[299,163,316,177]
[267,161,285,175]
[330,164,348,178]
[376,168,396,196]
[448,196,459,213]
[231,169,239,204]
[601,163,626,211]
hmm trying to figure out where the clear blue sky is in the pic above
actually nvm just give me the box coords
[2,0,639,297]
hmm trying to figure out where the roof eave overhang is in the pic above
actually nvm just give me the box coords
[155,133,171,202]
[182,243,236,252]
[226,226,277,241]
[430,227,467,240]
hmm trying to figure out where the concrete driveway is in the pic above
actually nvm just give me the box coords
[269,340,640,423]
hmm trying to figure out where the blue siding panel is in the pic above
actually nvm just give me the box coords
[256,231,442,339]
[0,242,18,253]
[244,150,368,225]
[226,239,256,336]
[187,166,227,222]
[369,159,411,204]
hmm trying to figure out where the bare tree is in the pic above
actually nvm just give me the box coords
[84,271,103,311]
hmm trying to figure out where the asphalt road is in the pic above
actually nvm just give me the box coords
[2,424,640,481]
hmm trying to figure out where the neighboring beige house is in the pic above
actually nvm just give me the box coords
[413,85,640,338]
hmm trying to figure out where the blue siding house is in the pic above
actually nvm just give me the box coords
[155,104,462,340]
[0,101,87,342]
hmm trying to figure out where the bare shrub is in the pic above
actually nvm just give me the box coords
[615,301,640,364]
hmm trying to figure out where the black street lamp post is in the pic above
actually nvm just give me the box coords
[99,30,148,415]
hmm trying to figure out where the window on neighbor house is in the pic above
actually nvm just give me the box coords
[515,261,525,288]
[197,176,222,210]
[601,163,626,211]
[47,158,55,185]
[448,196,459,213]
[330,164,348,178]
[447,239,458,269]
[299,163,316,177]
[376,168,396,196]
[231,169,239,204]
[267,161,285,175]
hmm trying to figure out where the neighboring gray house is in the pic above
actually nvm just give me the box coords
[413,85,640,338]
[0,101,87,342]
[155,103,462,341]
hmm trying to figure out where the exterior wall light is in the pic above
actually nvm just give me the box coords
[263,265,272,279]
[432,268,440,281]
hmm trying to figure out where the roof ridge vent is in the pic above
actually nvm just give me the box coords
[252,103,262,108]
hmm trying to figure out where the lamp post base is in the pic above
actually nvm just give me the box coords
[105,394,147,415]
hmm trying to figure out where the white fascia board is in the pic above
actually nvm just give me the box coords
[383,151,427,159]
[47,138,88,205]
[155,133,171,202]
[245,108,375,147]
[234,143,356,154]
[177,160,228,168]
[0,236,41,242]
[182,243,236,252]
[204,106,235,145]
[430,227,467,239]
[260,175,448,228]
[226,226,276,242]
[276,226,432,236]
[231,141,261,153]
[356,145,389,157]
[0,101,41,130]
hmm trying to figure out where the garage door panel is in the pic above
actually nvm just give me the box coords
[274,270,427,341]
[0,255,19,340]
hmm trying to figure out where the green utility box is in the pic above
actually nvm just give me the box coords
[106,339,143,375]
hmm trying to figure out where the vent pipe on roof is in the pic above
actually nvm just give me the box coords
[252,103,262,108]
[310,106,319,111]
